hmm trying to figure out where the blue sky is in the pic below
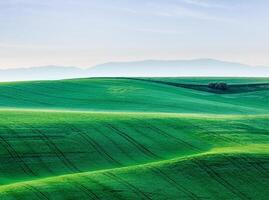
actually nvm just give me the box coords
[0,0,269,68]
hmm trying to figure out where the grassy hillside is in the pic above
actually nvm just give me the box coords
[131,78,269,94]
[146,77,269,85]
[0,148,268,199]
[0,78,268,199]
[0,77,269,114]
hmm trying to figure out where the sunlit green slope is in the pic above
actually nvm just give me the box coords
[0,77,269,114]
[0,142,268,199]
[0,78,268,199]
[0,110,268,199]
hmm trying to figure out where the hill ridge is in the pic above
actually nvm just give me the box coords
[0,144,267,191]
[1,59,269,81]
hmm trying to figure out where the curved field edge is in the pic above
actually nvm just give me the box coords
[124,77,269,94]
[0,146,268,200]
[0,77,268,199]
[1,77,269,114]
[0,110,268,184]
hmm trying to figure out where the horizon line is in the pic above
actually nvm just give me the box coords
[0,58,268,70]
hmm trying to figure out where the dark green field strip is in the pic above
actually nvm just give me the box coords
[0,77,268,199]
[0,110,268,186]
[0,111,208,184]
[0,152,268,200]
[122,77,269,94]
[0,78,269,114]
[145,77,269,85]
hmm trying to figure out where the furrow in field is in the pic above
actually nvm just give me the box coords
[0,110,268,185]
[0,145,268,199]
[1,78,269,114]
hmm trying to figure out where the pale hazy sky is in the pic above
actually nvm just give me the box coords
[0,0,269,68]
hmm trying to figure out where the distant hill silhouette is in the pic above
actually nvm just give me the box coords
[1,59,269,82]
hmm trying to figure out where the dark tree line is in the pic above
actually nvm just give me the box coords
[208,82,229,91]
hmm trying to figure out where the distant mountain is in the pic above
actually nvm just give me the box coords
[0,66,85,82]
[1,59,269,82]
[88,59,269,77]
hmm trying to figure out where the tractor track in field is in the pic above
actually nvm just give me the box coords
[0,134,36,176]
[193,158,251,200]
[0,146,267,199]
[92,123,138,163]
[65,123,121,167]
[25,124,81,173]
[130,117,202,151]
[149,166,200,200]
[0,110,268,199]
[67,179,101,200]
[80,175,127,200]
[24,184,50,200]
[104,172,152,200]
[240,155,269,178]
[1,125,55,175]
[105,123,160,160]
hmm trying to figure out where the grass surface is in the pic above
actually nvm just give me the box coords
[0,77,268,199]
[0,77,269,114]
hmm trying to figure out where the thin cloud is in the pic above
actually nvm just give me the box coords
[145,1,234,22]
[136,28,183,34]
[181,0,226,8]
[113,1,235,23]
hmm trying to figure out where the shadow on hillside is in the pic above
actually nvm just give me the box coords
[124,78,269,94]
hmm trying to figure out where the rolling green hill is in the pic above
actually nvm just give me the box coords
[0,78,268,199]
[1,77,269,114]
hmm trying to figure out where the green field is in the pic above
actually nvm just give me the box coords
[0,78,268,199]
